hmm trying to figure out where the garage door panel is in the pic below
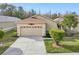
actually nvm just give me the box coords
[20,25,44,36]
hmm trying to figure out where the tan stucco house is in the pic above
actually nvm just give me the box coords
[17,15,58,36]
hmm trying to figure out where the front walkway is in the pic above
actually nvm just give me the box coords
[2,37,46,55]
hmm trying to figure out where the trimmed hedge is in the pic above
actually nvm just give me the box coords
[49,29,65,42]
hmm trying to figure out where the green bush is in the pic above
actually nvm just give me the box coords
[43,31,51,38]
[0,30,5,40]
[49,29,65,42]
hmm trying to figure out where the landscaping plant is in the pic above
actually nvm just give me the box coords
[49,29,65,48]
[0,30,5,46]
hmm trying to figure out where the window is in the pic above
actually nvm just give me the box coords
[21,26,42,28]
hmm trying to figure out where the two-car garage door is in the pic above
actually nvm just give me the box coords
[19,24,46,36]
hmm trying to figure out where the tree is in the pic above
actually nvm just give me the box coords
[72,12,76,15]
[58,13,61,17]
[12,6,27,19]
[0,3,16,16]
[0,4,27,19]
[27,9,36,17]
[52,13,58,19]
[71,12,78,16]
[0,3,8,13]
[59,13,78,36]
[49,29,65,48]
[48,10,52,18]
[61,13,78,30]
[38,9,41,15]
[0,30,5,46]
[31,9,36,15]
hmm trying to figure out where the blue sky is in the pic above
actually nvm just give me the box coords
[11,3,79,14]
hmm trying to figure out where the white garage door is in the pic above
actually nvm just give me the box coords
[20,25,45,36]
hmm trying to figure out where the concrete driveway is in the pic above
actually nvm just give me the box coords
[2,36,46,55]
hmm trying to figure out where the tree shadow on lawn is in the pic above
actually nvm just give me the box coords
[47,45,79,53]
[62,45,79,52]
[45,40,79,53]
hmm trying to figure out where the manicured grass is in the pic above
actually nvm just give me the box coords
[44,38,79,53]
[0,29,18,54]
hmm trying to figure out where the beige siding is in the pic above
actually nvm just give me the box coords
[17,15,58,36]
[34,15,58,30]
[45,20,58,30]
[17,23,46,36]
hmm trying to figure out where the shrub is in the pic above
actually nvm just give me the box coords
[0,30,5,41]
[44,31,51,38]
[49,29,65,46]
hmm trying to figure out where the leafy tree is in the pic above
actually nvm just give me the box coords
[38,10,41,15]
[72,12,76,15]
[13,6,27,19]
[60,13,78,30]
[49,29,65,48]
[48,10,52,18]
[59,13,78,36]
[27,9,36,17]
[31,9,36,15]
[0,3,16,16]
[0,3,8,12]
[52,13,58,19]
[0,4,27,19]
[58,13,61,17]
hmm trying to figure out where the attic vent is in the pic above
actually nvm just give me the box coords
[32,16,38,19]
[28,23,34,25]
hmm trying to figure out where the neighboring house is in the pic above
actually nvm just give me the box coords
[17,15,58,36]
[0,16,20,31]
[54,17,79,33]
[73,16,79,33]
[53,17,64,29]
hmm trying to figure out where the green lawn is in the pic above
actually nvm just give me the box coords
[0,29,18,54]
[44,38,79,53]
